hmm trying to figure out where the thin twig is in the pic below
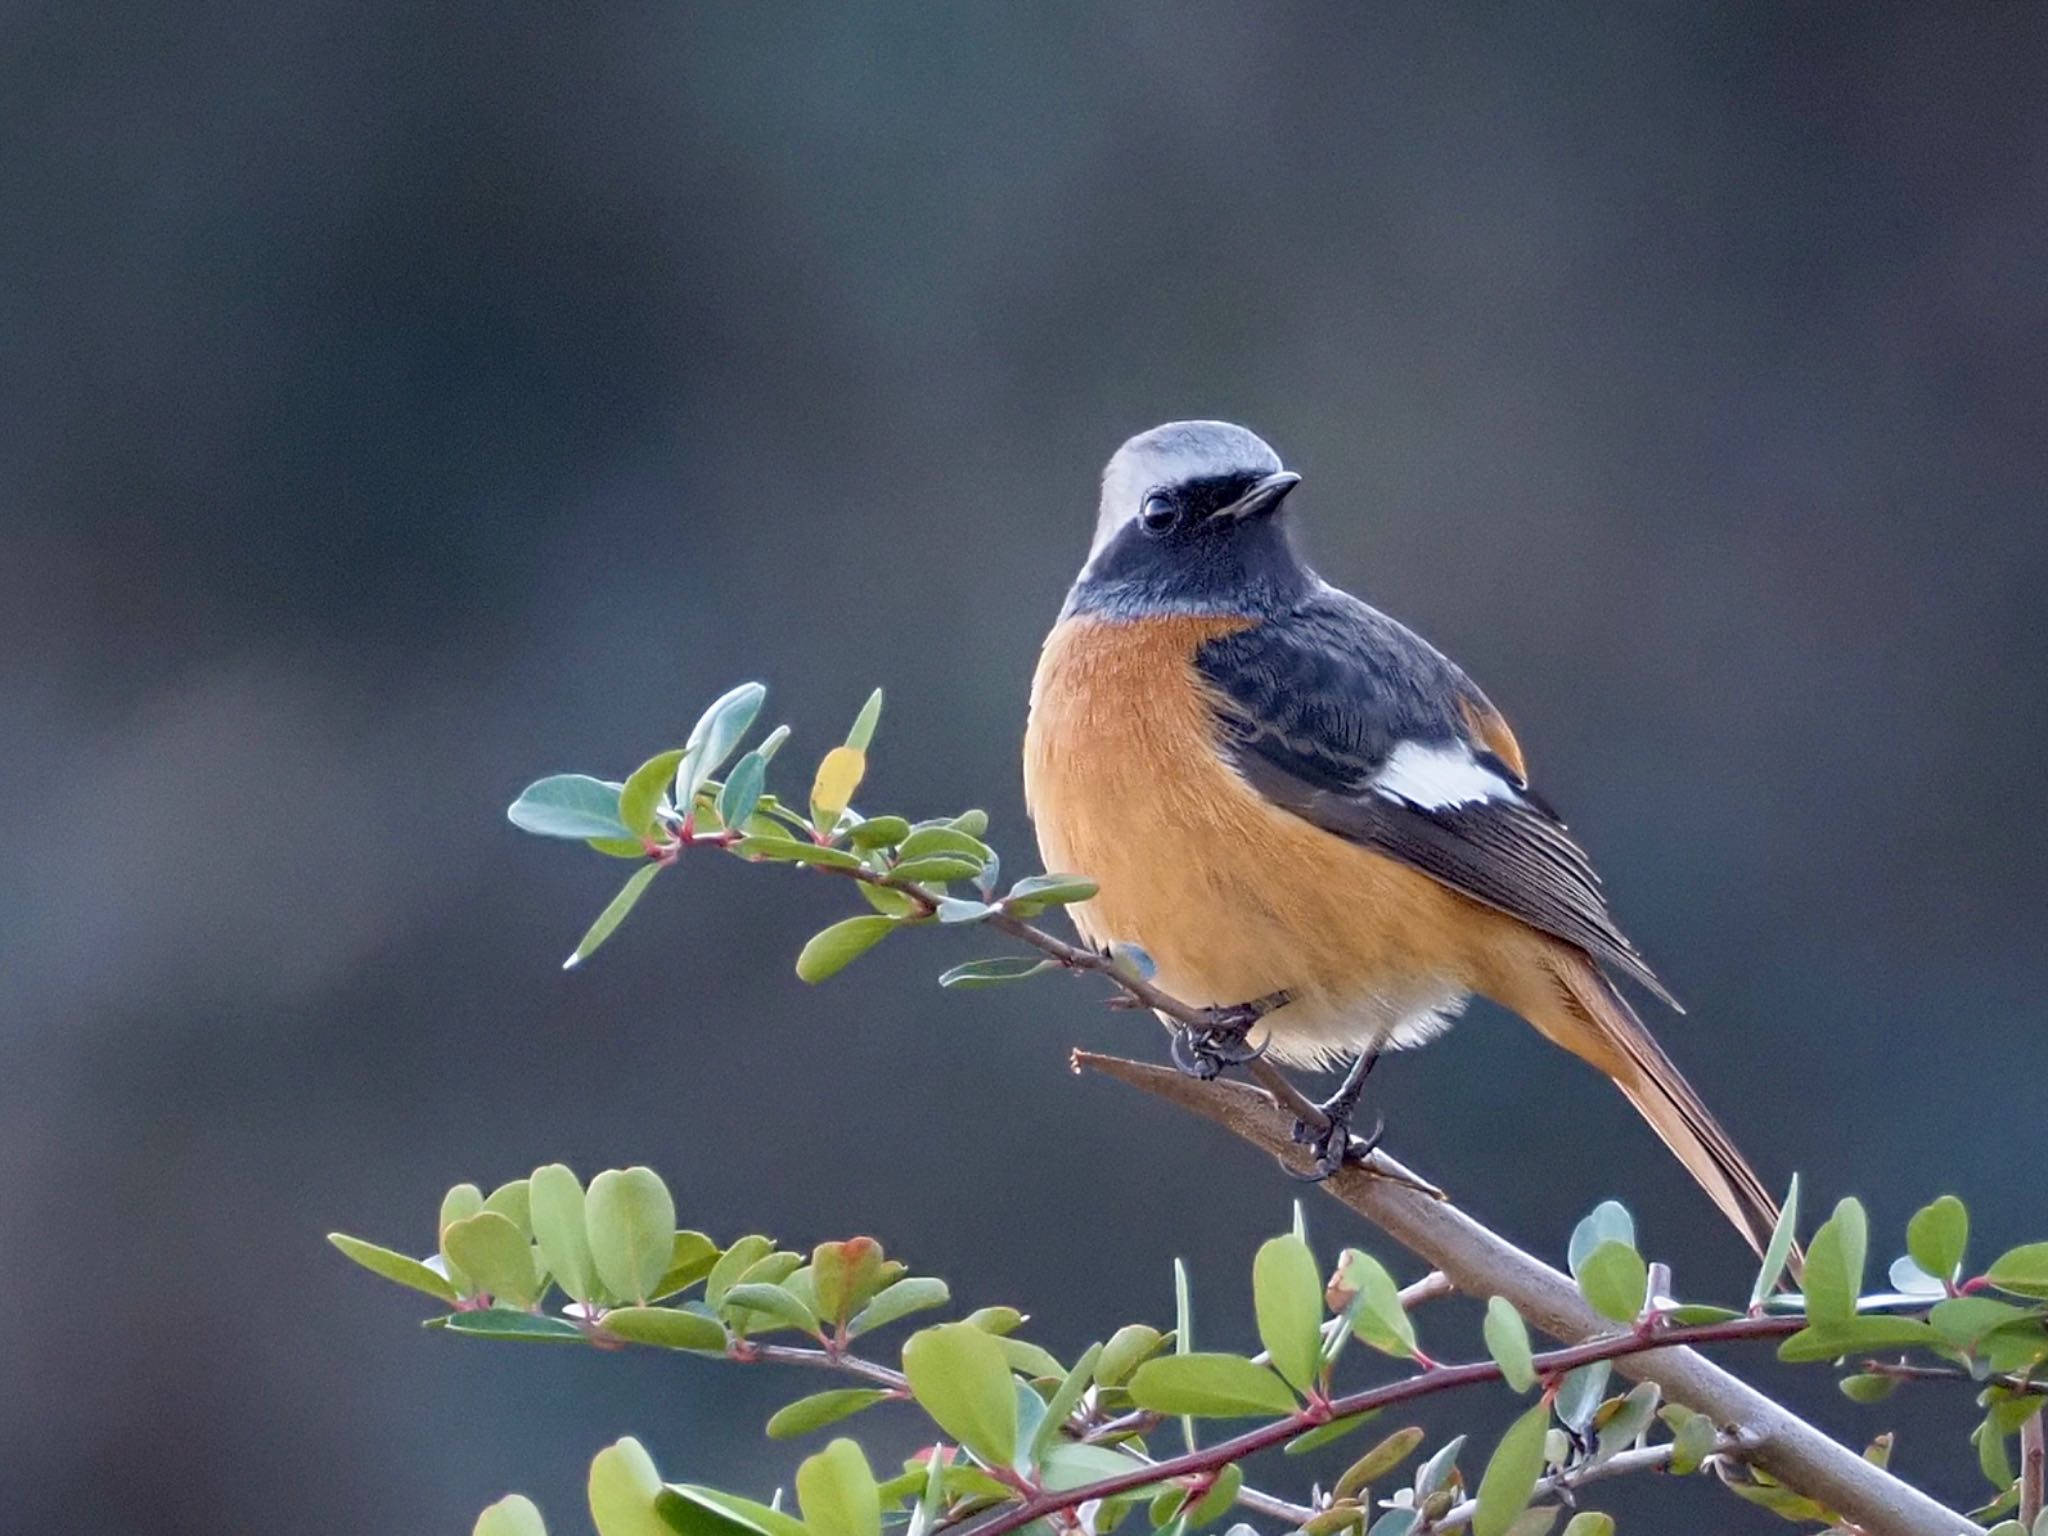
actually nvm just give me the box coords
[1072,1053,1979,1536]
[730,1340,909,1391]
[1432,1435,1742,1533]
[1859,1358,2047,1397]
[2022,1410,2044,1529]
[946,1318,1803,1536]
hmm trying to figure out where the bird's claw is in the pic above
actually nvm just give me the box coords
[1167,992,1290,1081]
[1284,1107,1386,1182]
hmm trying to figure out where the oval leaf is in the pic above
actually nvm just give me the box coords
[475,1493,549,1536]
[678,684,768,804]
[1988,1244,2048,1301]
[1473,1403,1550,1536]
[767,1388,892,1441]
[1253,1234,1325,1393]
[796,1438,881,1536]
[1484,1297,1536,1392]
[1127,1353,1300,1417]
[902,1322,1019,1467]
[442,1211,541,1308]
[1802,1197,1870,1324]
[588,1437,671,1536]
[586,1167,677,1304]
[510,775,633,841]
[848,1276,950,1338]
[529,1164,597,1304]
[796,916,897,983]
[602,1305,727,1353]
[329,1232,461,1306]
[620,749,688,840]
[1576,1241,1647,1324]
[1907,1195,1968,1283]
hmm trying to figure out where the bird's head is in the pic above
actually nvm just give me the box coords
[1070,421,1310,619]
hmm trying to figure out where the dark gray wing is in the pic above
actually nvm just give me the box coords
[1195,586,1676,1007]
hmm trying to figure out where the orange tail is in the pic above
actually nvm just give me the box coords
[1514,949,1784,1261]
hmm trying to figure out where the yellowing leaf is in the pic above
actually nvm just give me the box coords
[810,746,866,832]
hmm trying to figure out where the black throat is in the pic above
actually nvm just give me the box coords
[1063,506,1315,622]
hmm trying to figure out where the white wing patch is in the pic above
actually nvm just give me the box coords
[1372,739,1518,810]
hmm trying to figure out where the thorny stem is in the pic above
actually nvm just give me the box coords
[943,1316,1804,1536]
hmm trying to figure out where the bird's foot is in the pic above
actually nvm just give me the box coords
[1282,1049,1383,1181]
[1167,991,1292,1081]
[1287,1105,1387,1182]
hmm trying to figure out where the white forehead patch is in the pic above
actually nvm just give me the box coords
[1091,420,1284,557]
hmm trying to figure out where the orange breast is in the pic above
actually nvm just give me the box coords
[1023,614,1511,1064]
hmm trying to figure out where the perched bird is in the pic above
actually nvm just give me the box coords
[1024,420,1781,1254]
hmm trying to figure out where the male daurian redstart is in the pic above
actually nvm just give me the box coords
[1024,420,1781,1255]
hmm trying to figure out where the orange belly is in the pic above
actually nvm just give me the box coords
[1024,613,1519,1066]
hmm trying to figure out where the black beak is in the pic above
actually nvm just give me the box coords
[1223,470,1301,521]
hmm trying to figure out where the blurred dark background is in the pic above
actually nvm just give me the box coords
[4,4,2044,1531]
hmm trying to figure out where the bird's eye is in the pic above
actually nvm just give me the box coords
[1140,493,1179,534]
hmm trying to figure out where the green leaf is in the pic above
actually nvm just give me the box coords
[968,1304,1026,1335]
[1976,1412,2016,1488]
[1778,1315,1938,1362]
[897,827,993,863]
[724,1282,822,1336]
[1127,1354,1300,1417]
[1473,1404,1549,1536]
[846,816,911,850]
[844,689,885,751]
[620,749,689,839]
[812,1238,888,1327]
[939,957,1059,988]
[1553,1362,1609,1433]
[716,750,769,831]
[935,898,996,924]
[602,1306,727,1353]
[1667,1408,1719,1474]
[1802,1197,1869,1324]
[677,683,767,805]
[1183,1463,1242,1528]
[475,1493,549,1536]
[796,916,898,982]
[1906,1195,1968,1283]
[482,1179,532,1236]
[1591,1381,1660,1462]
[1003,874,1100,916]
[586,1167,677,1304]
[1038,1442,1155,1494]
[509,775,634,841]
[1576,1241,1647,1324]
[1037,1345,1107,1466]
[995,1335,1067,1380]
[890,856,984,883]
[1749,1174,1802,1309]
[902,1322,1019,1467]
[1840,1373,1900,1404]
[1096,1324,1168,1387]
[529,1165,597,1304]
[847,1276,950,1337]
[328,1233,461,1305]
[588,1437,671,1536]
[1560,1516,1613,1536]
[1932,1296,2036,1348]
[1988,1244,2048,1300]
[1335,1249,1417,1358]
[768,1388,893,1441]
[733,836,865,868]
[1285,1413,1379,1456]
[1567,1202,1635,1278]
[797,1438,882,1536]
[563,863,662,970]
[438,1310,585,1342]
[1484,1297,1536,1392]
[1336,1426,1425,1496]
[442,1211,542,1308]
[657,1487,797,1536]
[704,1235,776,1306]
[1253,1234,1325,1393]
[652,1231,721,1300]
